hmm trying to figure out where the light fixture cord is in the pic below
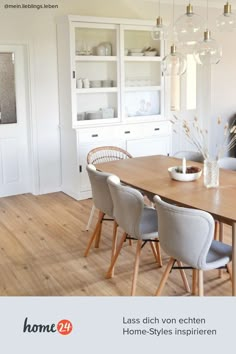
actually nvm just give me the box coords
[206,0,209,29]
[172,0,175,23]
[172,0,175,42]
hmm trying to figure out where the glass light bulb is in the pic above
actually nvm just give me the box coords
[194,31,222,65]
[174,4,205,45]
[162,45,187,76]
[151,17,168,40]
[216,12,236,31]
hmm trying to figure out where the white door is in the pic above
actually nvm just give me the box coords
[0,45,30,197]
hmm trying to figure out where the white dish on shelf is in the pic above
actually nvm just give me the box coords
[130,52,144,56]
[168,166,202,182]
[86,110,103,120]
[101,80,112,87]
[90,80,102,88]
[77,112,85,120]
[144,51,157,56]
[100,107,115,119]
[129,48,143,53]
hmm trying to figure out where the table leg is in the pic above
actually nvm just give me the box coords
[232,223,236,296]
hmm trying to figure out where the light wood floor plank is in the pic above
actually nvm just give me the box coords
[0,192,232,296]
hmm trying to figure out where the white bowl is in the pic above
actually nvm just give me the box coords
[168,166,202,182]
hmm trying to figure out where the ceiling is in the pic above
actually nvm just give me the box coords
[143,0,230,8]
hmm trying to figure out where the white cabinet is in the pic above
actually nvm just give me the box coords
[75,121,171,200]
[127,137,170,157]
[57,15,171,200]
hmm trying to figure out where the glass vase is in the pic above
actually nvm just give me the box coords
[203,159,219,188]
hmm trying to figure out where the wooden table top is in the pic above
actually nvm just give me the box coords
[96,155,236,225]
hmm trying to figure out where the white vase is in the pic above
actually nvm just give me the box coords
[203,159,219,188]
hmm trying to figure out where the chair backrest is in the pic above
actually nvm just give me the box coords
[86,164,113,217]
[173,151,204,163]
[153,195,214,269]
[107,175,144,239]
[87,146,132,164]
[218,157,236,170]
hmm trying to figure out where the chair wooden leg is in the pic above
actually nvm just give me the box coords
[94,211,104,248]
[198,269,204,296]
[214,220,219,240]
[84,211,104,257]
[110,221,118,277]
[155,258,175,296]
[106,232,127,278]
[226,263,232,281]
[131,240,142,296]
[86,204,96,231]
[177,261,191,293]
[156,241,162,267]
[150,241,161,266]
[218,222,224,278]
[192,269,198,296]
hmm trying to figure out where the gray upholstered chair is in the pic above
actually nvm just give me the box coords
[173,150,204,162]
[218,157,236,170]
[106,175,190,296]
[84,164,117,262]
[106,175,161,296]
[86,146,132,231]
[153,195,232,296]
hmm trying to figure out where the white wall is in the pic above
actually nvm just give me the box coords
[0,1,235,194]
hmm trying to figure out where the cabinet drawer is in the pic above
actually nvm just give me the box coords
[120,122,171,139]
[141,122,171,137]
[77,126,121,143]
[127,136,171,157]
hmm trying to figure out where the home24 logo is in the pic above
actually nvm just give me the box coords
[23,317,73,335]
[57,319,73,335]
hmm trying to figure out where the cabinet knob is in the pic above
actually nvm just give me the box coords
[124,131,131,134]
[154,128,160,131]
[91,134,99,137]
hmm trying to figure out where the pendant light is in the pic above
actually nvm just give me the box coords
[174,2,205,46]
[162,0,187,76]
[216,2,236,32]
[194,0,222,65]
[151,0,168,40]
[162,44,187,76]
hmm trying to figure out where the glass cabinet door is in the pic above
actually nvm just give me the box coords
[121,25,163,122]
[72,23,120,125]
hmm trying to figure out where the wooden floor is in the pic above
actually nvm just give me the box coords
[0,192,232,296]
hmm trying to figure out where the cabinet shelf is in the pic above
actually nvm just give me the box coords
[76,87,118,94]
[125,86,161,92]
[75,55,117,62]
[124,56,162,62]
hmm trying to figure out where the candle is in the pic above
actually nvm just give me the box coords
[182,157,186,174]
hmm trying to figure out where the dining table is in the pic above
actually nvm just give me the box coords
[96,154,236,296]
